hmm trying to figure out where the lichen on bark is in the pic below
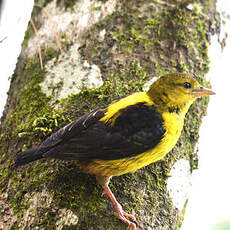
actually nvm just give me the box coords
[0,0,220,229]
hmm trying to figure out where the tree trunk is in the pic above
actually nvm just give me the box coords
[0,0,219,229]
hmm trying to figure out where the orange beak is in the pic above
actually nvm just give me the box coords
[191,87,215,97]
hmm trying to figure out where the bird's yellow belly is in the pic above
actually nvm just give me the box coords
[78,112,183,177]
[78,138,176,177]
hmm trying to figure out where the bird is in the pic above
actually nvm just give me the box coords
[14,73,215,229]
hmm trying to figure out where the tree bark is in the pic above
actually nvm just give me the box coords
[0,0,219,229]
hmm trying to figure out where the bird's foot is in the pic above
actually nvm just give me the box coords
[102,185,136,230]
[116,204,136,230]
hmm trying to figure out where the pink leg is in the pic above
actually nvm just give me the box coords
[102,185,136,230]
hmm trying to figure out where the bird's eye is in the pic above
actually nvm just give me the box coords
[183,82,191,89]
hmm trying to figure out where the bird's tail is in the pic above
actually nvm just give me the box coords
[14,148,45,167]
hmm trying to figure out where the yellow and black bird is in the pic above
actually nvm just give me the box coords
[14,73,215,229]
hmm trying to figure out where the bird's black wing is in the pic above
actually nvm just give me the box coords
[42,103,166,161]
[36,106,106,152]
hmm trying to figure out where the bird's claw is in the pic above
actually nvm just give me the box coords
[120,210,136,221]
[116,207,136,229]
[101,191,106,197]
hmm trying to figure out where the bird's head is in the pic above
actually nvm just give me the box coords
[147,73,215,111]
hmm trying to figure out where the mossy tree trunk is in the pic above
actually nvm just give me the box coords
[0,0,219,229]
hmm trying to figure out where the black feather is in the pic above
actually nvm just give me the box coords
[44,103,165,161]
[14,148,45,167]
[14,103,166,165]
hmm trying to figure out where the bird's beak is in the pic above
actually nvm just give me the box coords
[191,87,215,97]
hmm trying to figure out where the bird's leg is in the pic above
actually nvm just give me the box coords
[102,185,136,230]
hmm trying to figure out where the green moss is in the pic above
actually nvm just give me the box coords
[0,46,68,225]
[61,59,149,119]
[2,61,49,143]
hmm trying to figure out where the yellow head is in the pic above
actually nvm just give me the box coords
[147,73,215,111]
